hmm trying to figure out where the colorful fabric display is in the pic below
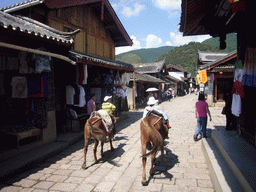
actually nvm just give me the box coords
[242,48,256,87]
[27,75,48,97]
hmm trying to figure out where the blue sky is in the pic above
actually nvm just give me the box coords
[0,0,211,55]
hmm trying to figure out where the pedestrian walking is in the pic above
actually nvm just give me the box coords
[194,93,212,141]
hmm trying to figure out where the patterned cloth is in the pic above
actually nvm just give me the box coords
[90,110,113,131]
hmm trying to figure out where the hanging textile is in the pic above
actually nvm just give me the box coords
[74,85,86,107]
[242,48,256,87]
[34,48,51,73]
[11,76,28,98]
[19,51,28,74]
[27,75,48,98]
[66,85,75,105]
[231,66,245,117]
[198,70,208,84]
[121,73,132,86]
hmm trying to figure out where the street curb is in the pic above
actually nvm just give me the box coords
[202,137,243,192]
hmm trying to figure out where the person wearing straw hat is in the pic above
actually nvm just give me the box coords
[143,96,172,131]
[102,95,116,115]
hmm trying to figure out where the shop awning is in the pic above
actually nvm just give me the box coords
[69,50,134,72]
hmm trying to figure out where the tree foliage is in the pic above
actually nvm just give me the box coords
[157,42,229,77]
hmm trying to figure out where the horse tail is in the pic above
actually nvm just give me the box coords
[142,118,164,158]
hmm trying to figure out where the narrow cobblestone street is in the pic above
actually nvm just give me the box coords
[0,93,226,192]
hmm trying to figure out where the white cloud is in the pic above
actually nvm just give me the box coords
[169,32,211,46]
[111,3,118,11]
[146,34,162,48]
[115,35,141,55]
[121,2,145,17]
[152,0,181,11]
[166,41,172,46]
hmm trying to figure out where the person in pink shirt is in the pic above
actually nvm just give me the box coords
[87,94,96,116]
[194,93,212,141]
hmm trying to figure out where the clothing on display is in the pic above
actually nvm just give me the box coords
[242,47,256,87]
[66,85,86,107]
[66,85,75,105]
[231,63,245,117]
[231,94,242,117]
[121,73,132,86]
[27,75,48,98]
[19,51,28,74]
[34,48,51,73]
[74,85,86,107]
[11,76,28,98]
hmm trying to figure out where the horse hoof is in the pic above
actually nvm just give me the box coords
[81,164,87,169]
[111,147,115,151]
[150,170,155,176]
[141,180,148,186]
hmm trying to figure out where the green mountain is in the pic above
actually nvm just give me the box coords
[116,46,175,64]
[115,34,237,77]
[157,42,227,77]
[202,33,237,52]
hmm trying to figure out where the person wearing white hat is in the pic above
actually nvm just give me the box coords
[143,96,171,130]
[102,95,116,114]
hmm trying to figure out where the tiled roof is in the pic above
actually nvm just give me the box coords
[0,0,133,47]
[134,60,165,74]
[199,50,237,70]
[167,64,187,73]
[198,50,230,63]
[0,11,79,44]
[69,50,134,72]
[131,72,165,83]
[0,0,44,12]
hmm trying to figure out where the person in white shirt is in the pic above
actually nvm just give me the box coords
[143,97,171,130]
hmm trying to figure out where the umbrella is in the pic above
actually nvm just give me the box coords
[146,87,159,92]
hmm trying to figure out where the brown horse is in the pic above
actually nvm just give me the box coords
[82,114,116,169]
[140,114,169,185]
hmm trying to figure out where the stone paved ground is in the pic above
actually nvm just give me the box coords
[0,93,226,192]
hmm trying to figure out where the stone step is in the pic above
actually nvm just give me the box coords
[202,130,256,192]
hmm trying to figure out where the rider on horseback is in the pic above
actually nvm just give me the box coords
[143,96,172,132]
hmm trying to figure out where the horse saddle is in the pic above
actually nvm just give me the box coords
[145,109,164,126]
[90,110,113,131]
[146,109,163,119]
